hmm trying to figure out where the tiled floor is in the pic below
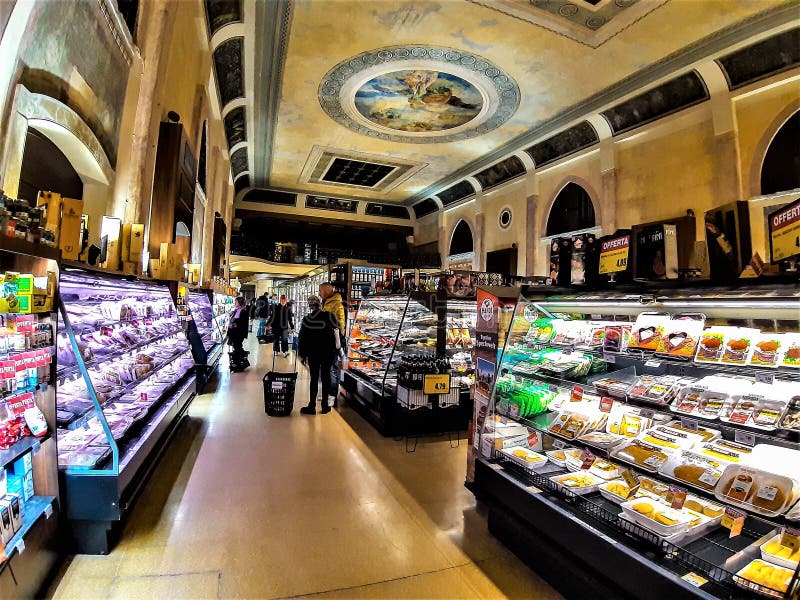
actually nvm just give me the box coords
[49,334,561,599]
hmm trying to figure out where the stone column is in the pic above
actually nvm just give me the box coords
[474,212,485,271]
[600,168,617,234]
[713,130,743,203]
[525,194,538,276]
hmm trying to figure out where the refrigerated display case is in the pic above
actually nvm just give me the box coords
[0,239,61,597]
[212,292,234,346]
[342,292,476,436]
[56,269,196,554]
[474,283,800,599]
[180,287,223,391]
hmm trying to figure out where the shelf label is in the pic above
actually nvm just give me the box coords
[680,418,699,432]
[570,386,584,403]
[599,396,614,413]
[754,371,774,385]
[551,439,567,450]
[681,572,708,588]
[620,469,641,498]
[644,359,662,369]
[598,235,631,275]
[734,430,756,447]
[423,374,451,395]
[722,507,746,538]
[580,449,596,470]
[639,408,655,420]
[669,484,687,510]
[45,505,53,519]
[603,353,616,364]
[31,440,41,455]
[768,197,800,263]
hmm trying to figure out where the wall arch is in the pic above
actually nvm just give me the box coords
[749,99,800,198]
[543,176,600,238]
[449,218,475,256]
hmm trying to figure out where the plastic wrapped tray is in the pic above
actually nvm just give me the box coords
[734,559,794,598]
[549,471,603,495]
[620,498,693,536]
[760,534,800,569]
[716,465,800,518]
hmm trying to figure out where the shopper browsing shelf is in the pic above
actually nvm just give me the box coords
[319,282,345,334]
[269,294,295,357]
[228,296,250,371]
[298,295,340,415]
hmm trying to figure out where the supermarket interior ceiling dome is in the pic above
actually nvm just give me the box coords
[207,0,795,206]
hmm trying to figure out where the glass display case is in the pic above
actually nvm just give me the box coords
[0,239,60,597]
[343,292,476,436]
[56,269,197,554]
[474,284,800,599]
[181,288,223,391]
[212,292,234,345]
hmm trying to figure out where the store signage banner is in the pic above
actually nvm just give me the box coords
[768,197,800,263]
[598,234,630,274]
[476,288,499,333]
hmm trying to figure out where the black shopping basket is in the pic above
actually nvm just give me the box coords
[263,351,297,416]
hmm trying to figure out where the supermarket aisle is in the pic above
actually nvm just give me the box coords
[50,334,560,599]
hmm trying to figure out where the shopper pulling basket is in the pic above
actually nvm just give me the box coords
[297,295,340,415]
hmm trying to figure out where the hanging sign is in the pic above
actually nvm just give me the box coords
[423,374,451,395]
[598,235,631,275]
[768,197,800,263]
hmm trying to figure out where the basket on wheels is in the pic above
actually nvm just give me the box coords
[263,371,297,416]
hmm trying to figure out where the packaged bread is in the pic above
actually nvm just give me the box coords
[578,431,625,449]
[548,411,590,440]
[611,439,669,472]
[716,465,799,517]
[658,449,730,492]
[699,439,753,463]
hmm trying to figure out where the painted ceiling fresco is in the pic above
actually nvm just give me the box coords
[238,0,788,204]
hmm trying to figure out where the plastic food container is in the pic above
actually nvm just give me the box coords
[658,449,730,493]
[589,458,621,481]
[611,439,670,473]
[665,420,720,443]
[620,498,693,536]
[627,375,683,406]
[545,448,570,467]
[577,431,625,450]
[734,559,794,598]
[499,446,550,471]
[760,534,800,569]
[549,471,603,495]
[722,396,787,431]
[564,448,584,472]
[607,410,652,438]
[639,425,705,453]
[716,465,800,518]
[699,439,753,463]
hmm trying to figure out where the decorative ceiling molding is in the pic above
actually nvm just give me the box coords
[717,27,800,90]
[252,0,293,187]
[213,36,244,108]
[474,155,526,191]
[318,45,520,144]
[405,4,798,205]
[205,0,242,37]
[223,105,246,149]
[298,145,427,193]
[469,0,669,49]
[524,121,599,168]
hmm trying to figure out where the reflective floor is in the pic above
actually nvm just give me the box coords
[49,334,560,599]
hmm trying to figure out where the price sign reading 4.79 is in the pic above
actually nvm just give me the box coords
[768,197,800,264]
[423,374,451,395]
[598,234,631,275]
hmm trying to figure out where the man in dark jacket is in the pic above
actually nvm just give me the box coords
[268,294,295,356]
[227,296,250,371]
[297,295,339,414]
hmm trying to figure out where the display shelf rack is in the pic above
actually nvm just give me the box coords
[0,496,57,562]
[0,435,50,470]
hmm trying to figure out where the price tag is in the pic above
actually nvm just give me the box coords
[680,418,699,432]
[755,371,774,385]
[598,235,631,275]
[644,359,662,368]
[562,345,574,356]
[721,507,746,538]
[734,430,757,447]
[580,448,596,470]
[551,439,567,450]
[681,572,708,588]
[781,526,800,548]
[639,408,655,420]
[31,440,41,455]
[423,374,451,395]
[527,431,540,448]
[768,197,800,263]
[603,353,616,364]
[44,505,53,519]
[620,469,641,498]
[570,386,584,403]
[669,484,687,509]
[599,396,614,413]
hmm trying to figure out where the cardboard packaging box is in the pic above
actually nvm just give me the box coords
[705,201,752,281]
[0,501,13,546]
[121,223,132,263]
[129,224,145,259]
[36,191,62,236]
[122,261,140,276]
[59,198,84,260]
[12,452,31,477]
[634,224,679,280]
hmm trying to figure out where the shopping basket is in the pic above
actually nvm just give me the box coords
[263,351,297,416]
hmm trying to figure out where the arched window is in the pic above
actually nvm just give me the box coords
[18,128,83,202]
[546,182,595,236]
[761,111,800,195]
[449,220,473,255]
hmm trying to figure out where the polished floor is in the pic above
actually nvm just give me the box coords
[50,334,561,599]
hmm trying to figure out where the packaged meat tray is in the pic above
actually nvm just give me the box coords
[549,471,604,495]
[611,439,670,473]
[734,559,795,598]
[499,446,549,471]
[627,374,684,406]
[694,329,728,364]
[656,315,705,359]
[664,420,720,443]
[658,449,731,493]
[716,465,800,518]
[577,431,625,450]
[548,411,591,440]
[588,458,621,480]
[639,425,704,452]
[628,313,670,352]
[620,498,693,536]
[781,396,800,431]
[760,534,800,569]
[591,376,634,399]
[780,334,800,368]
[698,439,753,463]
[671,385,736,421]
[749,334,784,368]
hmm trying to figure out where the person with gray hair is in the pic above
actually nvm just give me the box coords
[297,294,340,414]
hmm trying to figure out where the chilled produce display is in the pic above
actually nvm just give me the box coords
[475,285,800,599]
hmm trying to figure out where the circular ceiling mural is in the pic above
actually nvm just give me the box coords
[319,46,520,143]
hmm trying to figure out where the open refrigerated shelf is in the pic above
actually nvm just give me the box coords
[56,270,197,554]
[473,283,800,600]
[182,289,223,391]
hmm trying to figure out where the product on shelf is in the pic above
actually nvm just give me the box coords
[761,534,800,569]
[627,374,688,406]
[658,449,731,492]
[628,313,670,352]
[611,439,670,473]
[656,315,705,358]
[621,498,693,536]
[734,559,794,597]
[549,471,603,495]
[716,465,799,517]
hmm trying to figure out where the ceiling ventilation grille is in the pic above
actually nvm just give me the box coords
[300,146,427,192]
[321,158,396,188]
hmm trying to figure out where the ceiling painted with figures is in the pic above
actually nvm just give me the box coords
[207,0,794,208]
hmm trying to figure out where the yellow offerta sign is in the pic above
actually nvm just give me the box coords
[423,374,451,395]
[769,198,800,263]
[598,235,630,274]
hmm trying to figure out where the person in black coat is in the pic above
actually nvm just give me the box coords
[268,294,295,356]
[298,295,339,414]
[228,296,250,370]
